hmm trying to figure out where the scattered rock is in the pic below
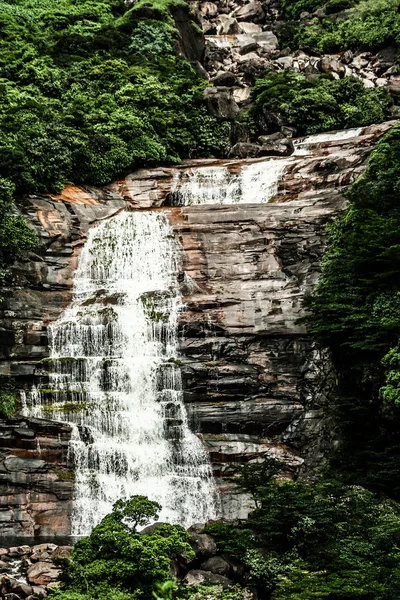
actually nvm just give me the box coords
[229,142,261,158]
[26,562,60,586]
[236,2,265,23]
[183,569,232,587]
[201,555,231,576]
[203,87,240,118]
[212,71,238,86]
[189,533,217,558]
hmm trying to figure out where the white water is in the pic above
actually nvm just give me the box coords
[294,127,364,155]
[172,158,292,205]
[25,211,220,534]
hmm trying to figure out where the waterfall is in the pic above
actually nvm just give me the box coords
[25,211,220,534]
[172,157,292,205]
[294,127,364,155]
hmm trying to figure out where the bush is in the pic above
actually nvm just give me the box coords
[250,71,392,136]
[306,123,400,496]
[280,0,400,53]
[0,0,228,195]
[53,496,194,600]
[0,377,19,417]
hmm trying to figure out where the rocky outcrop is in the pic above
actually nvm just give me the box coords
[0,121,393,534]
[0,419,73,537]
[188,0,400,121]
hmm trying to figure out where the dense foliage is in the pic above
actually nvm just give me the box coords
[52,496,194,600]
[0,0,228,195]
[0,0,228,284]
[207,463,400,600]
[279,0,400,53]
[0,376,19,417]
[250,71,392,135]
[306,123,400,495]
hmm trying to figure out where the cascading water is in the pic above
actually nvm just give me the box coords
[24,211,220,535]
[294,127,364,155]
[172,157,292,205]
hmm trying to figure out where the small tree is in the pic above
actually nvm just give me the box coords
[112,495,161,531]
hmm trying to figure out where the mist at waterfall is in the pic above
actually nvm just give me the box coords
[24,211,220,535]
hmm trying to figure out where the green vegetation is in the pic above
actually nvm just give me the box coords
[306,123,400,495]
[250,71,392,135]
[0,0,228,280]
[280,0,400,53]
[0,0,227,195]
[52,496,194,600]
[206,462,400,600]
[0,376,19,417]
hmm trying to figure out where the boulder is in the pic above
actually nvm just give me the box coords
[203,87,240,119]
[199,2,218,18]
[229,143,261,158]
[183,569,232,587]
[201,555,231,576]
[51,546,73,560]
[9,579,33,597]
[189,533,217,558]
[236,1,265,22]
[212,72,238,87]
[218,15,240,35]
[26,562,60,586]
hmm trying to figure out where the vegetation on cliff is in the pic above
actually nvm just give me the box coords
[250,71,392,135]
[280,0,400,52]
[52,482,400,599]
[307,123,400,496]
[0,0,228,280]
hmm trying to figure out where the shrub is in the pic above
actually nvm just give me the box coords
[250,71,392,136]
[0,377,19,417]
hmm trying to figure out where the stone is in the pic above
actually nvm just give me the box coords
[200,2,218,18]
[212,71,238,87]
[9,579,33,596]
[201,555,231,576]
[218,15,240,35]
[239,22,262,34]
[362,79,375,88]
[236,1,265,22]
[4,457,45,473]
[189,533,217,558]
[228,143,261,158]
[26,562,60,586]
[232,87,251,104]
[31,586,48,598]
[257,132,285,144]
[203,87,240,119]
[183,569,232,587]
[51,546,73,560]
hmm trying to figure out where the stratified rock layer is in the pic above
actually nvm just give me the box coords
[0,121,394,534]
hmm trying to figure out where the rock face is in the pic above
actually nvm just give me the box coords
[0,121,394,534]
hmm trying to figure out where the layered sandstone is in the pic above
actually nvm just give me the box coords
[0,121,394,534]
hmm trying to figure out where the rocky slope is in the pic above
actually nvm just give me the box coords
[0,121,394,535]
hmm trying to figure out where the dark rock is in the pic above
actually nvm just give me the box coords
[140,522,169,535]
[189,533,217,558]
[212,72,238,87]
[9,579,33,597]
[203,87,240,119]
[257,132,284,144]
[183,569,232,587]
[229,143,261,158]
[201,555,231,576]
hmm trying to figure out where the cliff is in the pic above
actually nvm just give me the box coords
[0,121,394,535]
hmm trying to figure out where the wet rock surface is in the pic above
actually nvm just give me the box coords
[0,121,393,532]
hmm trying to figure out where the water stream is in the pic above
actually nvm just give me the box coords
[24,211,220,535]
